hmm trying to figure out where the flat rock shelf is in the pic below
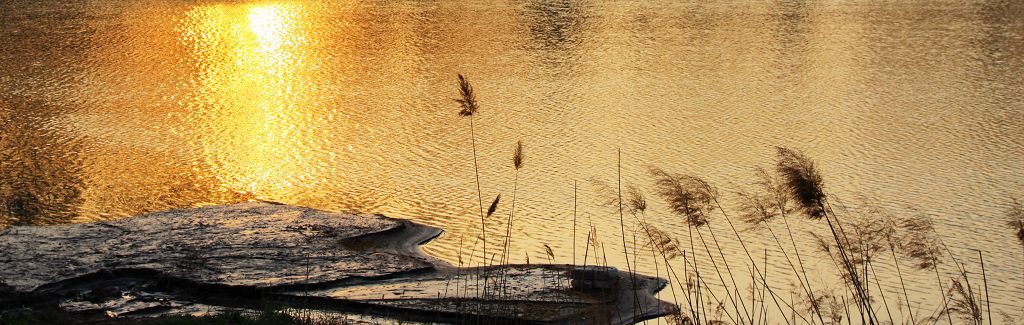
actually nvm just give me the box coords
[0,202,676,324]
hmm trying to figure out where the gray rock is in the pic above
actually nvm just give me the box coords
[0,202,676,324]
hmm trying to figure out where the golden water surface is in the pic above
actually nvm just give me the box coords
[1,1,1022,322]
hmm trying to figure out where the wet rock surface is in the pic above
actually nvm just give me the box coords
[0,202,675,324]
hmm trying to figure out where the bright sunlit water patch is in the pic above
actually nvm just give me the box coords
[178,2,324,196]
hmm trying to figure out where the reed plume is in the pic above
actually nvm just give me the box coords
[741,166,827,325]
[901,214,953,324]
[486,194,501,218]
[843,214,897,266]
[499,140,524,295]
[735,188,779,228]
[945,278,983,325]
[756,166,790,211]
[900,215,943,270]
[454,73,487,273]
[639,221,683,260]
[649,167,714,228]
[774,147,878,324]
[774,147,826,219]
[589,178,620,210]
[513,140,524,170]
[455,74,478,117]
[1009,197,1023,246]
[650,166,757,324]
[626,184,648,215]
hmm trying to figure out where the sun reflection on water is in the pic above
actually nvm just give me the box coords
[178,2,319,196]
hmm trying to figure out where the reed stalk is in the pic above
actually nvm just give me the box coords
[573,181,577,266]
[498,141,523,295]
[455,73,488,296]
[616,149,641,321]
[775,147,881,325]
[1009,197,1024,304]
[977,250,991,325]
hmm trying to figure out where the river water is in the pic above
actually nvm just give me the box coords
[1,1,1022,323]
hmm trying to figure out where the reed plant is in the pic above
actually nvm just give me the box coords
[616,149,642,321]
[774,147,879,325]
[455,74,487,270]
[500,141,524,266]
[498,141,523,296]
[1010,197,1024,304]
[439,78,1018,324]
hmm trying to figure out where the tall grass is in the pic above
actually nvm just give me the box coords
[455,73,486,270]
[436,139,1016,325]
[440,77,1017,325]
[775,147,879,325]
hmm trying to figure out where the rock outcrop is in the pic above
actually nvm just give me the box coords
[0,202,676,324]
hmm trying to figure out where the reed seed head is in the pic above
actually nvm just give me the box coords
[754,166,790,212]
[486,194,501,218]
[774,147,826,219]
[1008,197,1023,247]
[588,225,602,251]
[736,188,779,228]
[626,184,647,214]
[641,222,682,260]
[649,167,714,228]
[945,278,983,324]
[899,215,943,270]
[513,140,524,170]
[455,74,478,117]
